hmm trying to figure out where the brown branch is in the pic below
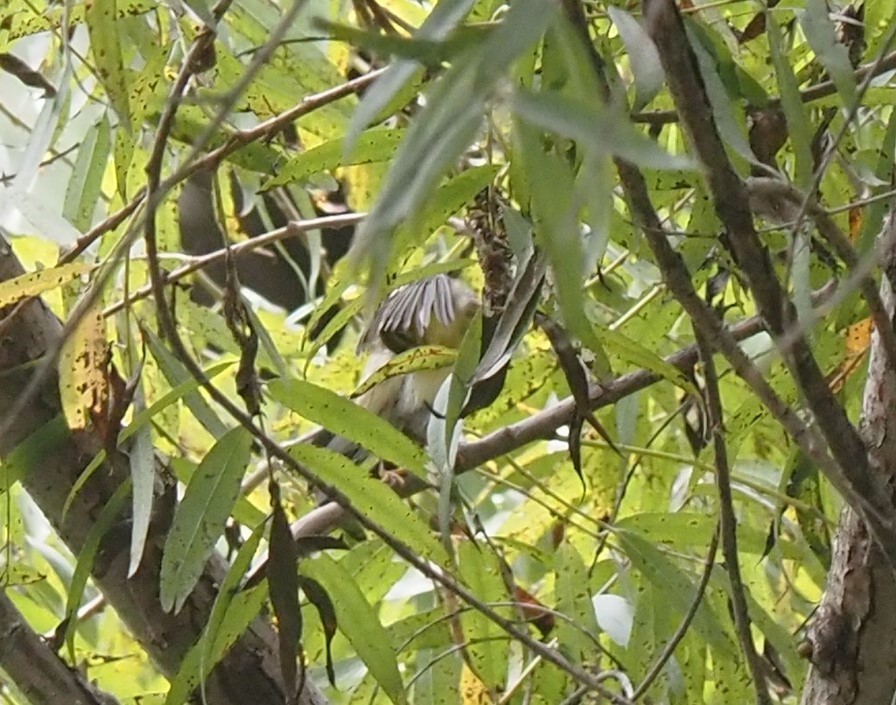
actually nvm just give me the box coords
[631,49,896,126]
[0,591,119,705]
[694,329,772,705]
[141,1,629,699]
[103,212,366,316]
[642,0,896,572]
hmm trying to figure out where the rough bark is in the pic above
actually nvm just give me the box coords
[0,237,328,705]
[802,221,896,704]
[0,591,119,705]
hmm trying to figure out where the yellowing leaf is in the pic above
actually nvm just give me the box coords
[352,345,457,398]
[59,302,109,430]
[461,662,493,704]
[0,262,95,308]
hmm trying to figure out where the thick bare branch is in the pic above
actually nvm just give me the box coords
[0,591,119,705]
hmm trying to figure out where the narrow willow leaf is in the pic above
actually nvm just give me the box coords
[686,28,757,165]
[615,530,734,656]
[0,262,94,308]
[58,300,107,431]
[2,0,154,43]
[511,88,693,171]
[263,128,405,191]
[347,0,478,146]
[195,520,268,689]
[143,325,228,439]
[515,120,612,378]
[63,113,111,232]
[114,45,167,198]
[269,378,428,477]
[167,583,269,705]
[457,540,510,691]
[269,482,301,701]
[160,427,253,613]
[85,0,130,124]
[288,444,449,567]
[352,345,456,399]
[802,0,857,107]
[607,7,664,111]
[127,388,155,577]
[597,325,694,395]
[767,13,814,188]
[301,553,407,705]
[554,543,600,662]
[64,480,131,660]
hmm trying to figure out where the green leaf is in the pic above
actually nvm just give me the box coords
[127,389,155,577]
[301,553,407,704]
[163,520,268,705]
[686,25,756,165]
[347,0,479,145]
[515,120,611,377]
[63,113,111,232]
[263,128,406,191]
[160,427,253,613]
[143,325,229,439]
[607,7,664,111]
[554,543,600,662]
[802,0,857,107]
[457,540,510,691]
[615,530,734,656]
[288,444,449,567]
[767,13,814,188]
[351,345,457,399]
[597,325,693,394]
[0,262,95,308]
[166,584,269,705]
[511,88,694,171]
[64,480,131,660]
[84,0,130,124]
[269,378,428,477]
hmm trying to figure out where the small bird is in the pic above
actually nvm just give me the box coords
[312,273,479,462]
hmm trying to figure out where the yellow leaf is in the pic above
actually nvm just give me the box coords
[59,302,109,430]
[351,345,457,398]
[0,262,95,308]
[461,662,494,705]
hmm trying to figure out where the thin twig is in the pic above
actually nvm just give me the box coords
[642,0,896,572]
[631,49,896,126]
[694,328,772,705]
[103,212,366,316]
[631,524,719,700]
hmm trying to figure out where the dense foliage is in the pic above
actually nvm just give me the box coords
[1,0,895,703]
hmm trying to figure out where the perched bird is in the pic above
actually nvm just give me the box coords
[312,273,480,462]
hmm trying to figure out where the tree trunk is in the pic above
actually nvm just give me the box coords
[0,236,328,705]
[801,218,896,704]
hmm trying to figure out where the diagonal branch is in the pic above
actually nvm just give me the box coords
[0,590,119,705]
[642,0,896,572]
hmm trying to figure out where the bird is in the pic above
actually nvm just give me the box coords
[311,273,480,466]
